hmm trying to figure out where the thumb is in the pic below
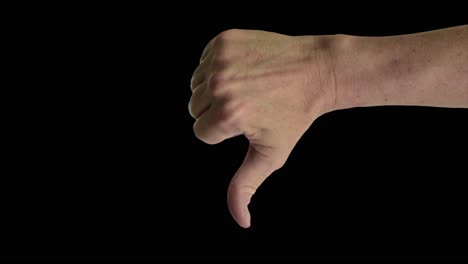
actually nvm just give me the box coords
[227,144,281,228]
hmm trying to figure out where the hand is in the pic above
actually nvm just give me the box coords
[189,29,336,228]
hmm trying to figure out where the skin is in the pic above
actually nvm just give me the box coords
[189,26,468,228]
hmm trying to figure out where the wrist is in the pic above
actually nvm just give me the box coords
[295,34,343,116]
[323,34,374,111]
[327,34,411,110]
[329,34,393,110]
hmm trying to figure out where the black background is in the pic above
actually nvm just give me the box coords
[2,2,468,261]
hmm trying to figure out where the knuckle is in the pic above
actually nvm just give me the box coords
[188,100,195,117]
[218,99,246,126]
[207,72,229,96]
[212,33,227,48]
[212,31,239,58]
[212,44,236,65]
[200,137,219,145]
[212,29,241,51]
[217,104,236,123]
[191,67,203,90]
[218,29,241,39]
[193,123,219,145]
[230,183,257,197]
[212,51,229,65]
[188,95,201,119]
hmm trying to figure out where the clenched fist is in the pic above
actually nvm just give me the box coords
[189,29,337,228]
[189,26,468,228]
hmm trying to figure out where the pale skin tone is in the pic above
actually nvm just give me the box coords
[189,25,468,228]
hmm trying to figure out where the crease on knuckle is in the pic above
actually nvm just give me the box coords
[208,72,229,97]
[231,182,257,197]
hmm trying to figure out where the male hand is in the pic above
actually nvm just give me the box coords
[189,29,336,228]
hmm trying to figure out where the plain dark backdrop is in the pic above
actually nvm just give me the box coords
[2,3,467,261]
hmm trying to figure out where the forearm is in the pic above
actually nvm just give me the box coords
[330,25,468,110]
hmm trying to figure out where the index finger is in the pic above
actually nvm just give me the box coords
[200,36,216,63]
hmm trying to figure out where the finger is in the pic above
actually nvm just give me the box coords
[191,60,211,91]
[200,36,216,63]
[227,145,276,228]
[193,105,241,145]
[188,81,211,119]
